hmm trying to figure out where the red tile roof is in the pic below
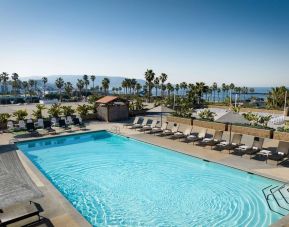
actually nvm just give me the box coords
[96,96,119,104]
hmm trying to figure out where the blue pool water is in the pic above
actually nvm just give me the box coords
[18,131,287,226]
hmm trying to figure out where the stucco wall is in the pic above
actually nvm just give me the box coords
[96,105,128,122]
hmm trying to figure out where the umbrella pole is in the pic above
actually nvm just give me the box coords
[229,123,232,144]
[161,112,163,125]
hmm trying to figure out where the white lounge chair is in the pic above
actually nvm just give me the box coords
[159,123,179,136]
[150,122,168,134]
[123,117,140,127]
[138,120,158,132]
[185,128,207,144]
[129,118,148,129]
[171,126,193,140]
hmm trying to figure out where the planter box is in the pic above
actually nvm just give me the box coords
[273,131,289,141]
[0,122,7,130]
[166,116,193,125]
[193,119,227,131]
[229,125,273,138]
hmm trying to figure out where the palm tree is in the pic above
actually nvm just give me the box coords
[136,83,142,95]
[266,86,288,109]
[126,79,132,94]
[102,78,110,94]
[212,82,218,102]
[195,82,207,104]
[221,83,227,101]
[55,77,64,102]
[0,72,9,95]
[153,77,160,97]
[83,75,90,98]
[144,69,155,102]
[64,82,73,98]
[217,88,221,102]
[28,79,35,103]
[22,81,28,98]
[11,73,19,96]
[77,79,85,98]
[122,79,128,94]
[166,83,174,97]
[90,75,96,91]
[131,79,137,94]
[159,73,167,97]
[34,80,39,97]
[180,82,187,96]
[175,84,180,96]
[42,77,48,98]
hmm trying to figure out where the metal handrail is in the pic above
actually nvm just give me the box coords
[262,185,285,216]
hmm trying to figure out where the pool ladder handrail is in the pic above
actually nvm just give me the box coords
[9,138,19,144]
[262,184,289,216]
[110,125,121,134]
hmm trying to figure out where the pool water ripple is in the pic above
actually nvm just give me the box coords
[18,131,287,226]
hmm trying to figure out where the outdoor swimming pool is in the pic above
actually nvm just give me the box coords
[18,131,287,226]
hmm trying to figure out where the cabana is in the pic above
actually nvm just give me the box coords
[95,96,129,122]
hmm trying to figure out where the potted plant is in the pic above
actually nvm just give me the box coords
[48,103,63,118]
[0,113,11,130]
[32,104,46,119]
[61,106,75,117]
[13,110,28,121]
[76,104,91,120]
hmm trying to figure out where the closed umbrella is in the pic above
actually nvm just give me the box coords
[146,105,175,125]
[216,111,250,143]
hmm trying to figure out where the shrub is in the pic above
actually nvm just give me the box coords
[61,106,75,117]
[0,113,11,124]
[13,110,28,121]
[198,109,216,121]
[243,112,272,127]
[32,104,46,119]
[48,103,63,118]
[76,104,91,118]
[129,97,144,111]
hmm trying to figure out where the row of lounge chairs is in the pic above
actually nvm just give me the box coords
[7,116,86,136]
[126,117,289,165]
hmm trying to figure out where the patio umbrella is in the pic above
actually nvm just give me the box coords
[146,105,175,125]
[216,111,250,143]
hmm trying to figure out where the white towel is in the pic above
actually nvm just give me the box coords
[203,138,213,142]
[259,150,271,155]
[220,141,229,146]
[238,145,249,150]
[174,132,183,136]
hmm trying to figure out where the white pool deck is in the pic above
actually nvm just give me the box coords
[1,120,289,226]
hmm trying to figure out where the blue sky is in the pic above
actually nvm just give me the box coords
[0,0,288,86]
